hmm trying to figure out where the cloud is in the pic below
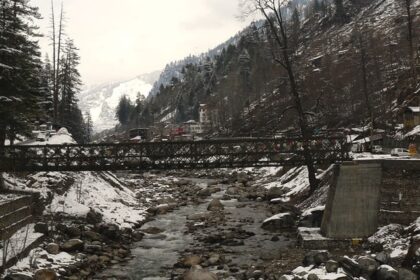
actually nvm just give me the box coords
[32,0,253,85]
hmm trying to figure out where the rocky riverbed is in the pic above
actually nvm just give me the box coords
[2,167,419,280]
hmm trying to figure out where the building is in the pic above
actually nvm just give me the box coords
[403,107,420,129]
[183,120,202,135]
[199,104,211,124]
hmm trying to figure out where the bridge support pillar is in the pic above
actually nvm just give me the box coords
[321,162,382,239]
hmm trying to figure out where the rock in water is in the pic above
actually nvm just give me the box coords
[183,266,218,280]
[207,199,224,211]
[261,212,296,231]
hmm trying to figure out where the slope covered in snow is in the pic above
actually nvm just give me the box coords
[78,71,161,132]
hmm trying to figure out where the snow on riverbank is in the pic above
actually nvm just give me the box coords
[47,171,147,228]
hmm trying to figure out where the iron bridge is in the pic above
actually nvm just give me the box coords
[0,137,350,172]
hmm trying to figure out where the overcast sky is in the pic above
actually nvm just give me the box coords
[32,0,256,86]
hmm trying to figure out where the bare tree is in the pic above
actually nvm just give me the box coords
[398,0,416,81]
[50,0,65,124]
[241,0,319,193]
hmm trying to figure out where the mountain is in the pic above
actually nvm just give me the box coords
[135,0,420,137]
[78,71,161,132]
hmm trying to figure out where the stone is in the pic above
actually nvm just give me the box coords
[198,188,212,197]
[65,226,81,238]
[398,268,417,280]
[98,223,121,240]
[183,266,218,280]
[83,230,102,241]
[303,250,331,266]
[375,251,390,264]
[34,269,57,280]
[84,244,102,253]
[45,243,60,255]
[266,187,285,200]
[207,199,224,211]
[182,255,202,267]
[61,239,84,252]
[404,234,420,267]
[86,208,103,224]
[133,231,145,241]
[325,260,339,273]
[188,212,210,221]
[208,254,220,265]
[376,265,398,280]
[339,256,362,277]
[142,227,165,234]
[156,204,171,214]
[357,256,378,276]
[34,223,49,234]
[307,274,319,280]
[261,212,296,231]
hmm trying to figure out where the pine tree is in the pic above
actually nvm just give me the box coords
[116,95,132,126]
[0,0,44,146]
[84,112,93,142]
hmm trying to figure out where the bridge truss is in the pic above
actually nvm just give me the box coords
[0,137,350,172]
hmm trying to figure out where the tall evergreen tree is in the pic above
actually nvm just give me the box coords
[116,95,132,126]
[0,0,44,146]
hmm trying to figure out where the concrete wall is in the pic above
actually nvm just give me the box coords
[379,160,420,225]
[321,162,382,239]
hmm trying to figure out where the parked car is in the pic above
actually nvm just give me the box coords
[391,148,409,157]
[371,145,383,154]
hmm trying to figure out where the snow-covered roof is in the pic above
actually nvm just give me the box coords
[404,125,420,138]
[407,106,420,113]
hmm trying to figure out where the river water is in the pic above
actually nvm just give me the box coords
[97,178,293,279]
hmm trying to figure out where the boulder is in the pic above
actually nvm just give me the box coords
[61,239,84,252]
[339,256,362,277]
[156,204,172,214]
[266,187,286,200]
[98,223,121,240]
[34,269,57,280]
[303,250,331,266]
[86,208,103,224]
[197,188,212,197]
[65,226,81,238]
[83,230,102,241]
[45,243,60,255]
[34,223,49,235]
[376,265,398,280]
[325,260,339,273]
[183,266,218,280]
[207,199,224,211]
[307,274,319,280]
[403,234,420,267]
[398,268,417,280]
[261,212,296,231]
[357,256,378,277]
[375,251,390,264]
[142,227,165,234]
[187,212,210,221]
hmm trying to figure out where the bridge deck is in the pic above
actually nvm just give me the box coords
[0,137,350,172]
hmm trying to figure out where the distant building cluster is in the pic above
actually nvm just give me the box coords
[129,104,218,142]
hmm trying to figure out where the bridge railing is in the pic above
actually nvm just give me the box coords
[0,137,350,172]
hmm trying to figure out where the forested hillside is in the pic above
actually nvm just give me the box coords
[119,0,419,137]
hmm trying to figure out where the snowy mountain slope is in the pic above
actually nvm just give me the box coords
[78,71,161,132]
